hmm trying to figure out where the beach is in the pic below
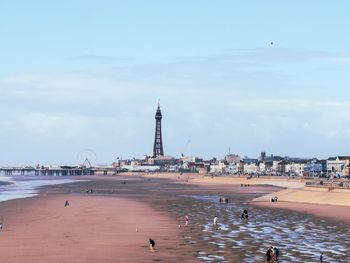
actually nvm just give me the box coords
[0,192,194,263]
[122,173,350,221]
[1,174,350,262]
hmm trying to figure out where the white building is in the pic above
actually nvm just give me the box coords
[209,162,227,174]
[122,162,160,172]
[243,163,259,174]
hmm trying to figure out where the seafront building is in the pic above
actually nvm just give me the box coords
[327,156,350,177]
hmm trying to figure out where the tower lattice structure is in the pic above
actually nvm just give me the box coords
[153,103,164,157]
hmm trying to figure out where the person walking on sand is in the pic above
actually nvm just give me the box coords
[185,215,189,226]
[64,200,70,207]
[149,238,155,252]
[319,252,324,263]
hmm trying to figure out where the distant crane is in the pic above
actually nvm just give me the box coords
[181,140,191,157]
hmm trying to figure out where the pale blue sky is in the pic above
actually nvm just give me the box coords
[1,1,350,165]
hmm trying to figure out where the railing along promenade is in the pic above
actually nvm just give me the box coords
[305,179,350,190]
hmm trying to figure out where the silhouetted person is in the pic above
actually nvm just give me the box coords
[273,247,280,261]
[64,200,69,207]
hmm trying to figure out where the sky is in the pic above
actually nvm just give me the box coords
[1,1,350,165]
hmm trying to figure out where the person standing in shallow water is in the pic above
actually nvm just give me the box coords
[319,252,324,262]
[266,246,275,263]
[213,215,218,226]
[241,209,248,220]
[273,247,280,262]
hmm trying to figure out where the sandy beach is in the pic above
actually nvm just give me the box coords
[0,193,194,263]
[2,174,350,262]
[124,173,350,218]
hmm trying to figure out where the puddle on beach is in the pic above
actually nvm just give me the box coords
[179,195,350,263]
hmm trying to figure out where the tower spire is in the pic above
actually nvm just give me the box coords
[153,102,164,157]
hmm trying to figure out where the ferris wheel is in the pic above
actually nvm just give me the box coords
[76,149,98,168]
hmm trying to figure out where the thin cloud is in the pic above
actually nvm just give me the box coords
[66,55,131,63]
[330,57,350,64]
[175,47,333,63]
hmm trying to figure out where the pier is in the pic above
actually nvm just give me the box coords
[0,166,119,176]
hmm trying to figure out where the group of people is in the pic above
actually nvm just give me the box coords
[271,196,278,202]
[219,197,229,203]
[241,209,249,219]
[148,212,325,262]
[266,246,280,262]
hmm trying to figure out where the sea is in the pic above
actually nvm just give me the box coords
[0,173,76,203]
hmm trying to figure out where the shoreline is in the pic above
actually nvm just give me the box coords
[120,172,350,223]
[3,173,350,224]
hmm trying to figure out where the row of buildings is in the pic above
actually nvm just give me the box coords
[114,152,350,178]
[212,153,350,177]
[117,104,350,177]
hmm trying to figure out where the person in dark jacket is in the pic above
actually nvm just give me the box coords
[149,238,155,252]
[273,247,280,261]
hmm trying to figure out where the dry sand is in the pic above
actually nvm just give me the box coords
[0,194,194,263]
[253,188,350,206]
[190,175,307,188]
[123,172,307,188]
[252,201,350,223]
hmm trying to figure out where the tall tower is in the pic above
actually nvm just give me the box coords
[153,103,164,157]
